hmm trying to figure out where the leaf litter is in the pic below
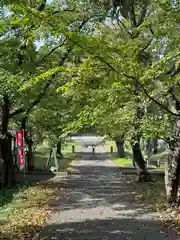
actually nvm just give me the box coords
[0,181,62,239]
[126,175,180,234]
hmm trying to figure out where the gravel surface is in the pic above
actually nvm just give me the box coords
[35,146,179,240]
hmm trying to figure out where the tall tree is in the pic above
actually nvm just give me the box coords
[62,0,180,196]
[0,0,102,183]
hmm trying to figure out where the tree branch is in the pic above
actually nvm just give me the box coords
[168,86,180,111]
[37,0,47,11]
[123,73,180,116]
[37,38,67,64]
[65,36,117,72]
[129,2,137,27]
[17,0,47,66]
[53,8,75,14]
[140,25,154,52]
[9,15,90,119]
[12,80,51,120]
[137,1,149,26]
[9,46,72,119]
[166,63,180,78]
[142,85,179,116]
[116,15,133,38]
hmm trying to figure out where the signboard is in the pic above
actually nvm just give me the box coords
[16,129,25,170]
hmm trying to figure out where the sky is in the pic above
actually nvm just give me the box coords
[2,0,68,49]
[47,0,67,5]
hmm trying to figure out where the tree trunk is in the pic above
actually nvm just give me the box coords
[145,140,152,158]
[57,139,63,157]
[114,136,125,158]
[3,135,15,187]
[131,105,151,181]
[153,139,158,154]
[132,140,151,182]
[21,117,35,171]
[0,95,15,188]
[26,137,35,171]
[166,119,180,204]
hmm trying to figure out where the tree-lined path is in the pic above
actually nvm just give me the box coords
[1,1,180,238]
[35,146,178,240]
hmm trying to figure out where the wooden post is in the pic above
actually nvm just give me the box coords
[24,147,27,184]
[92,147,95,154]
[145,157,149,168]
[157,159,160,168]
[110,146,113,153]
[72,145,75,154]
[53,147,59,171]
[132,160,136,168]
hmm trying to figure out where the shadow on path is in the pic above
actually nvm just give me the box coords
[74,151,110,161]
[36,218,178,240]
[36,148,178,240]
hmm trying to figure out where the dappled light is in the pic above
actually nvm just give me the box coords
[36,147,178,239]
[36,218,177,240]
[0,0,180,238]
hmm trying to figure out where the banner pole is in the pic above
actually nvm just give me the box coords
[24,148,25,182]
[23,131,25,183]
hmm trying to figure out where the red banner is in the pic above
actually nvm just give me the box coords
[16,129,25,168]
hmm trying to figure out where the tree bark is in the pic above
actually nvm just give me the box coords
[153,139,158,154]
[57,139,63,157]
[166,118,180,204]
[131,104,151,181]
[21,117,35,171]
[26,137,35,171]
[145,139,152,158]
[0,137,15,188]
[132,139,151,182]
[0,95,15,187]
[114,135,125,158]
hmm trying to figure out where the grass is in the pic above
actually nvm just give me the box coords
[130,175,180,233]
[0,140,79,238]
[149,151,168,169]
[104,140,116,153]
[33,140,79,171]
[0,181,61,239]
[112,156,133,167]
[105,141,167,169]
[105,141,134,167]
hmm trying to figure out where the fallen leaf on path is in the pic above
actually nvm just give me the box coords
[128,176,180,234]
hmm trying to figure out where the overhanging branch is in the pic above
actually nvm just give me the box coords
[129,2,137,28]
[66,36,117,72]
[141,84,179,116]
[9,17,90,119]
[37,38,67,64]
[116,15,133,38]
[37,0,47,11]
[166,63,180,78]
[9,80,51,118]
[137,1,149,26]
[124,73,180,117]
[9,46,72,119]
[17,0,47,66]
[168,86,180,111]
[67,30,179,117]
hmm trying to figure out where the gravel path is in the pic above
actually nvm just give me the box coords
[36,146,179,240]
